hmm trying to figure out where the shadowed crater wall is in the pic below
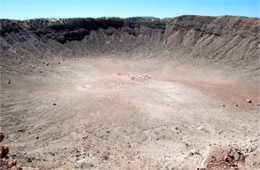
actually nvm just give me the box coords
[1,15,259,76]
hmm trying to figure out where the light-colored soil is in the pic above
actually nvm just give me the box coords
[1,56,259,169]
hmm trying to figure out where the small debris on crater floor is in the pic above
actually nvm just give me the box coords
[246,99,252,103]
[129,74,151,82]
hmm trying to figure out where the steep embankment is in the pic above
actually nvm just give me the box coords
[1,16,259,71]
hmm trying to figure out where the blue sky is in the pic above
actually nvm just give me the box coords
[0,0,259,19]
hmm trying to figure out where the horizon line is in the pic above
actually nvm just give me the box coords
[1,14,259,21]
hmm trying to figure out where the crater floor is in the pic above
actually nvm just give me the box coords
[1,56,259,169]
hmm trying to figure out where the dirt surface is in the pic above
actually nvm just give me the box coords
[0,16,259,169]
[1,57,259,169]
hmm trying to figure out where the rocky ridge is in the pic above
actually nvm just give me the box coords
[1,16,259,74]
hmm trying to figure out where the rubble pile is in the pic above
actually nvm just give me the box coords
[206,149,246,170]
[0,132,22,170]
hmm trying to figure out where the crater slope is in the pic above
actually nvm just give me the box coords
[0,16,259,169]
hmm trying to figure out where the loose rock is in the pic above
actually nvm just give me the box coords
[0,132,25,169]
[0,145,10,158]
[0,132,4,142]
[246,99,252,103]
